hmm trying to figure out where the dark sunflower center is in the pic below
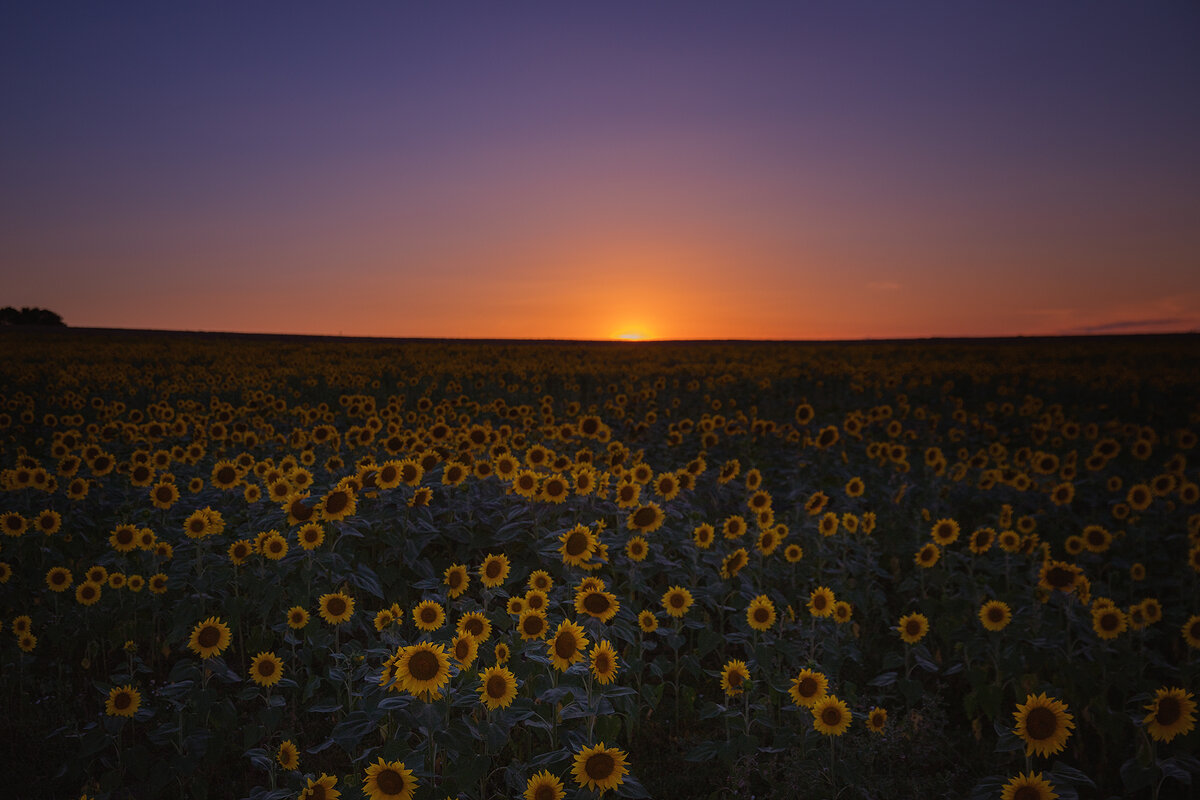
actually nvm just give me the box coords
[670,594,685,608]
[905,620,922,636]
[310,785,326,800]
[487,674,508,698]
[523,616,545,636]
[814,596,828,610]
[189,519,206,533]
[1100,612,1119,631]
[156,487,173,501]
[408,650,439,681]
[82,585,96,599]
[988,608,1005,622]
[486,560,502,578]
[584,593,610,614]
[197,626,220,648]
[376,767,405,794]
[728,671,743,687]
[114,692,132,709]
[534,784,555,800]
[595,652,611,672]
[325,491,348,514]
[448,571,463,588]
[464,618,483,636]
[822,706,842,726]
[798,677,817,696]
[52,572,66,584]
[1046,567,1073,588]
[117,529,134,544]
[1012,787,1041,800]
[216,466,236,484]
[326,597,347,616]
[420,607,437,623]
[455,640,471,659]
[565,531,590,556]
[258,660,276,676]
[585,752,615,780]
[1025,706,1058,740]
[555,631,578,659]
[754,608,770,622]
[633,507,657,527]
[1157,697,1182,726]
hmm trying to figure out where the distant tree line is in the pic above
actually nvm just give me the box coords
[0,306,66,326]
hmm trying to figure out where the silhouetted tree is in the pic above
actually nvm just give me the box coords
[0,306,66,326]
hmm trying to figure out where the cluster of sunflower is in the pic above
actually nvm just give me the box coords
[2,332,1199,798]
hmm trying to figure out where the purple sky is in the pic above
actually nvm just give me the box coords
[3,1,1198,339]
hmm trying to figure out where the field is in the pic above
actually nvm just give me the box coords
[2,329,1199,800]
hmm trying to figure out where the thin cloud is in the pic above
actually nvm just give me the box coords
[1064,317,1198,335]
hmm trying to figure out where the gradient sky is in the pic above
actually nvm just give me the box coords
[3,1,1199,340]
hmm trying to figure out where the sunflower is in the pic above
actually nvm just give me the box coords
[17,633,37,652]
[789,668,829,707]
[1127,483,1153,511]
[998,530,1021,552]
[476,665,519,710]
[1182,615,1200,649]
[480,553,511,588]
[625,535,648,562]
[661,586,694,618]
[721,659,750,696]
[548,619,589,671]
[451,632,479,668]
[261,531,288,561]
[1013,693,1074,757]
[1144,686,1197,743]
[1038,560,1081,593]
[720,548,749,579]
[590,639,620,684]
[1,512,27,537]
[897,612,929,644]
[785,544,804,562]
[627,502,665,533]
[517,609,549,641]
[1092,606,1127,639]
[979,600,1012,631]
[576,589,620,622]
[318,592,355,625]
[109,524,138,552]
[818,512,839,537]
[724,514,748,539]
[866,706,887,733]
[361,757,417,800]
[182,511,210,540]
[692,523,715,549]
[832,600,853,624]
[188,616,232,659]
[0,561,10,584]
[638,610,659,633]
[746,595,776,631]
[969,527,996,554]
[45,566,73,592]
[296,523,324,551]
[524,770,565,800]
[75,581,102,605]
[559,524,597,567]
[298,774,340,800]
[930,517,960,546]
[277,739,299,770]
[287,606,310,629]
[528,569,553,592]
[248,651,284,687]
[443,564,470,598]
[210,460,240,489]
[812,694,851,736]
[807,586,835,618]
[395,642,452,698]
[914,542,940,568]
[1000,771,1058,800]
[457,610,492,642]
[105,684,141,717]
[571,742,628,793]
[413,600,445,631]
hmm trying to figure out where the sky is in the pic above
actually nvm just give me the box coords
[2,1,1199,341]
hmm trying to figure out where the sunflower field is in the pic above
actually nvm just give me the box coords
[2,329,1199,800]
